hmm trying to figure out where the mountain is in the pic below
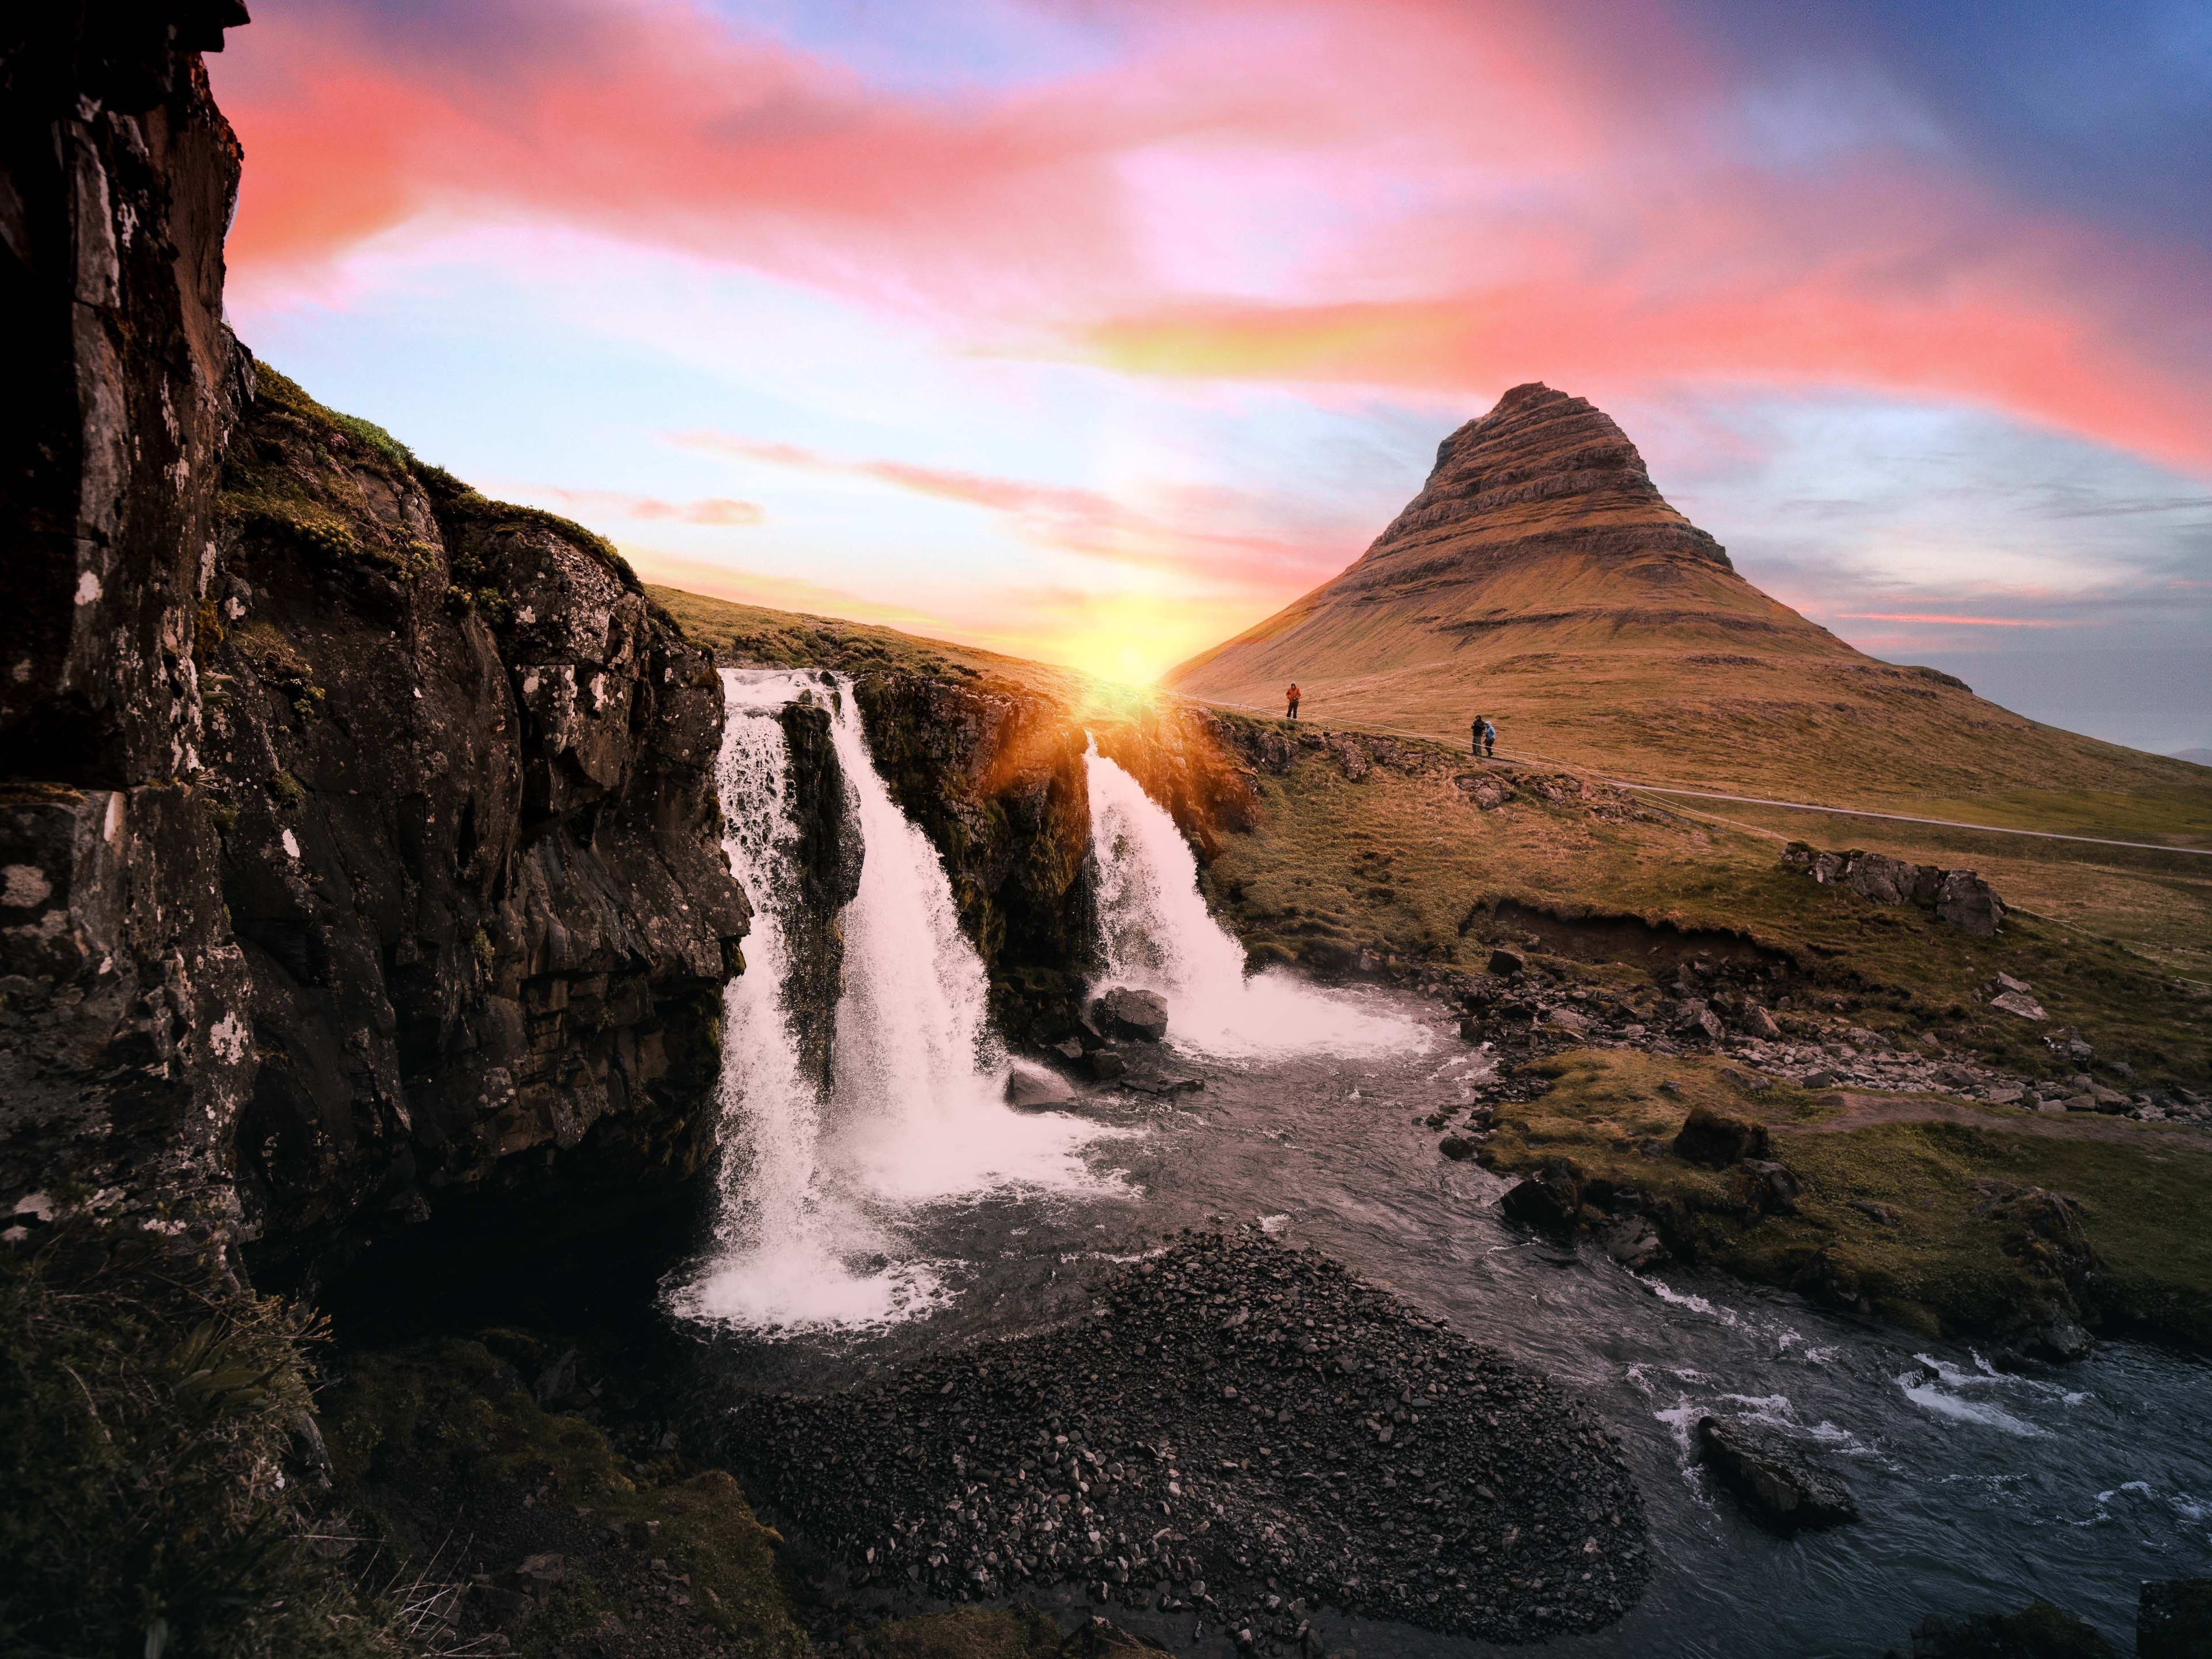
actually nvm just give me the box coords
[1167,384,2212,831]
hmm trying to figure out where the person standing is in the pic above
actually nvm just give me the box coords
[1482,717,1497,758]
[1471,714,1484,757]
[1285,682,1301,721]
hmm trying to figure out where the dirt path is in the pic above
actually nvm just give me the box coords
[1773,1090,2207,1146]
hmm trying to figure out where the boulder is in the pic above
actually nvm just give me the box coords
[1696,1416,1859,1530]
[1672,1104,1770,1167]
[1499,1159,1583,1234]
[2139,1579,2212,1659]
[1090,987,1169,1043]
[1546,1006,1592,1036]
[1936,869,2005,937]
[1438,1135,1477,1161]
[1737,1158,1802,1214]
[1995,972,2034,995]
[1488,947,1527,976]
[1988,989,2047,1021]
[1006,1063,1077,1111]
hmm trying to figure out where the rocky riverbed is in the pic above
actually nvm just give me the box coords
[726,1233,1650,1650]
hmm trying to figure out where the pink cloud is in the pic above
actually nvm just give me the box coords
[677,432,1361,590]
[208,0,2212,479]
[509,483,766,527]
[1833,612,2078,628]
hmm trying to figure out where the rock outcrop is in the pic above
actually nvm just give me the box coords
[0,11,749,1288]
[777,690,863,1090]
[850,672,1097,1044]
[203,376,749,1286]
[3,2,260,1247]
[1781,843,2005,937]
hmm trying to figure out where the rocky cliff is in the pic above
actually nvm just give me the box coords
[0,7,749,1291]
[850,672,1099,1044]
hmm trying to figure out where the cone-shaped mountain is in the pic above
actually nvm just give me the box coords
[1168,383,2208,813]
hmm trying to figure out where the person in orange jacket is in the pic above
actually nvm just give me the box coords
[1285,683,1301,721]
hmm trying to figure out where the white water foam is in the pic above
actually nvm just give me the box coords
[673,672,1112,1335]
[1084,745,1429,1060]
[1894,1355,2048,1437]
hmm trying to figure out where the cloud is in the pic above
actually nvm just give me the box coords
[676,431,1363,590]
[496,483,767,527]
[1832,612,2078,628]
[208,0,2212,475]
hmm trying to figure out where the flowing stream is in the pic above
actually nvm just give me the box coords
[673,683,2212,1655]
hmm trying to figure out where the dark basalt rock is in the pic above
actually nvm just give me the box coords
[1696,1416,1859,1531]
[779,692,865,1091]
[1672,1104,1770,1168]
[1,2,258,1247]
[0,13,750,1285]
[728,1232,1651,1646]
[1092,986,1169,1044]
[850,673,1097,1046]
[1006,1063,1077,1111]
[1499,1158,1582,1234]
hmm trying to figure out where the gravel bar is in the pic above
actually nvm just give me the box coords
[730,1232,1650,1649]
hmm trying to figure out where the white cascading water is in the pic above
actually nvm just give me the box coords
[1085,745,1427,1059]
[673,671,1108,1335]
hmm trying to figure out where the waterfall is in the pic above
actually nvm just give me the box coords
[1085,745,1427,1059]
[673,671,1106,1335]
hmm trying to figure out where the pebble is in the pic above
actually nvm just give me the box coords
[725,1233,1650,1649]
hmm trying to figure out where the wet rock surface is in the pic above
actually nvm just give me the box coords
[1695,1416,1859,1531]
[728,1232,1651,1649]
[1092,988,1171,1044]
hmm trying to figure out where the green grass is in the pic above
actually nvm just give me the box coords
[0,1242,396,1658]
[1479,1049,2212,1347]
[1200,732,2211,1089]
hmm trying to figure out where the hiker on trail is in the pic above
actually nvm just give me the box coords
[1286,683,1301,721]
[1472,715,1496,758]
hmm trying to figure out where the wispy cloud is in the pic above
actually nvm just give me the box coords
[1832,612,2079,628]
[675,431,1362,589]
[505,483,767,527]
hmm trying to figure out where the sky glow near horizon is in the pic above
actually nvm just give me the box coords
[210,0,2212,753]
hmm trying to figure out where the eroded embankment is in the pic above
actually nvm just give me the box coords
[729,1233,1651,1650]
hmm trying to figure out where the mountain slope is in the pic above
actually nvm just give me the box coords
[1166,384,2212,838]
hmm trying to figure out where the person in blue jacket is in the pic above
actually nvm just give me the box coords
[1472,715,1497,758]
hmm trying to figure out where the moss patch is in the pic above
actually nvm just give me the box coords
[323,1336,808,1656]
[1480,1048,2212,1347]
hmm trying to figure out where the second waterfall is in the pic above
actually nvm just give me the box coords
[673,671,1105,1334]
